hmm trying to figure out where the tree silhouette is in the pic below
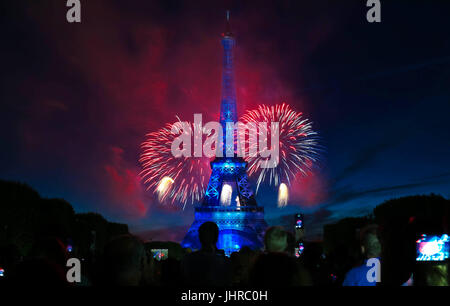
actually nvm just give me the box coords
[0,180,128,259]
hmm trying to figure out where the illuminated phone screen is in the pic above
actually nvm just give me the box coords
[416,234,449,262]
[151,249,169,261]
[295,213,303,229]
[295,242,304,258]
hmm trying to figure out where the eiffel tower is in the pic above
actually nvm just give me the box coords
[181,12,268,255]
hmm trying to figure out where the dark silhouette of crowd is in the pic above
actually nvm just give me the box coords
[0,221,314,286]
[1,218,448,286]
[0,180,449,286]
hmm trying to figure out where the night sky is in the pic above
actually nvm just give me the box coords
[2,0,450,240]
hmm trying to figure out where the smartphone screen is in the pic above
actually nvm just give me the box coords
[295,213,303,229]
[295,242,305,258]
[416,234,449,262]
[151,249,169,261]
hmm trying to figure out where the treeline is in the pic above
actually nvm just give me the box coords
[0,180,129,259]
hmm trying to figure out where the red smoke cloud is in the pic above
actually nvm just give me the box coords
[102,146,148,218]
[289,170,329,208]
[17,1,333,221]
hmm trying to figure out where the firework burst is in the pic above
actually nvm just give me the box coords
[139,120,211,208]
[240,103,321,192]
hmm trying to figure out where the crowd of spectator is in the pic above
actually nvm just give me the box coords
[1,220,448,286]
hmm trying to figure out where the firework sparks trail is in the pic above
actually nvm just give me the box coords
[156,176,174,202]
[220,183,233,206]
[139,120,211,209]
[277,183,289,208]
[240,103,321,193]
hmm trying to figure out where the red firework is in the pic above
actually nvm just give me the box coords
[139,120,211,208]
[240,103,320,192]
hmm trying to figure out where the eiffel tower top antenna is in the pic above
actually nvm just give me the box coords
[225,10,232,36]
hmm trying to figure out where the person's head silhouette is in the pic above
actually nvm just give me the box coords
[264,226,288,253]
[198,222,219,252]
[103,234,149,286]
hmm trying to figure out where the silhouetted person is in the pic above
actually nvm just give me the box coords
[343,227,381,286]
[250,226,312,286]
[0,244,21,284]
[264,226,288,252]
[159,257,182,286]
[414,262,449,286]
[101,234,152,286]
[181,222,231,286]
[250,252,304,286]
[230,246,256,286]
[10,237,68,286]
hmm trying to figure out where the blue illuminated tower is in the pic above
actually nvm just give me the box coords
[181,12,268,255]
